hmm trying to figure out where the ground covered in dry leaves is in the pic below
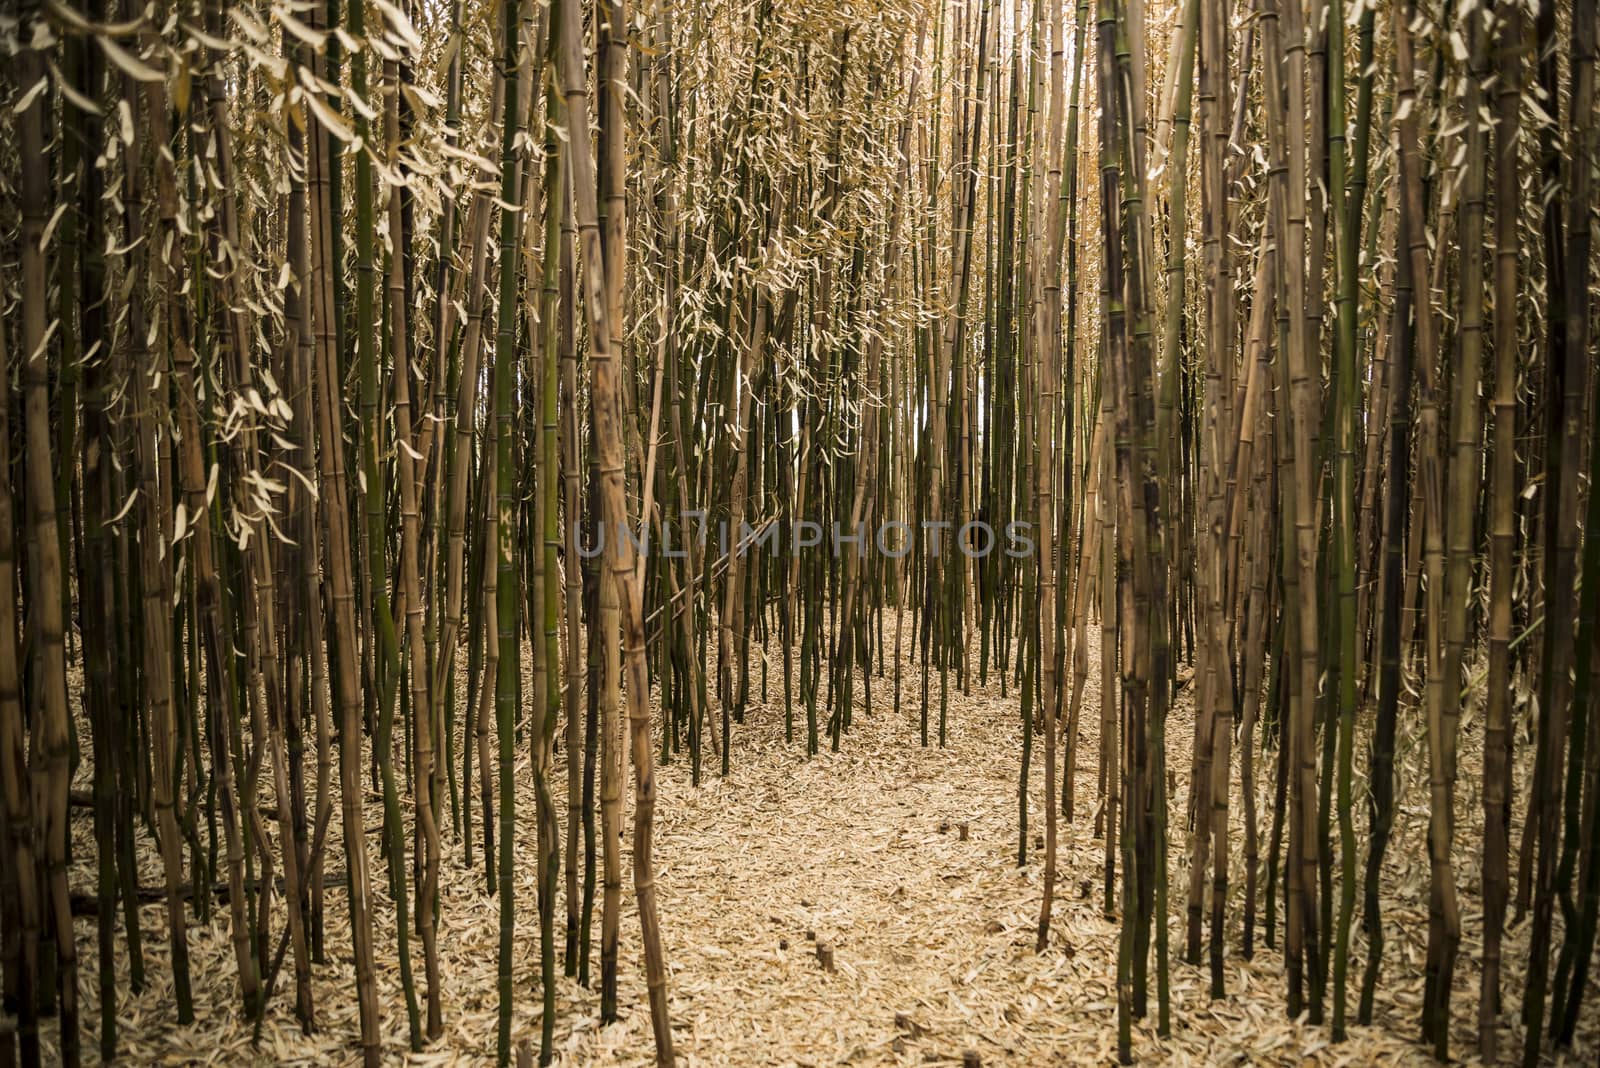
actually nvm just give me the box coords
[42,628,1600,1065]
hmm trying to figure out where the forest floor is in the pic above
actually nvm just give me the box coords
[41,616,1600,1065]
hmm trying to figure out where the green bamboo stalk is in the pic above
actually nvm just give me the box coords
[1549,0,1598,1043]
[1328,0,1358,1034]
[492,0,525,1058]
[535,23,566,1057]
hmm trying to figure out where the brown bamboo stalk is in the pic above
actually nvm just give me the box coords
[303,30,384,1057]
[1033,0,1068,956]
[1392,0,1456,1046]
[17,28,80,1062]
[554,0,676,1057]
[1480,5,1524,1057]
[0,246,43,1068]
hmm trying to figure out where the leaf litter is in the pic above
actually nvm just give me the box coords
[35,620,1600,1065]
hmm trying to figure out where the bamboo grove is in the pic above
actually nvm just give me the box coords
[0,0,1598,1064]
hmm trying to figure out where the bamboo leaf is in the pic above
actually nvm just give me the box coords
[100,36,164,83]
[301,86,355,143]
[275,6,327,50]
[12,76,49,115]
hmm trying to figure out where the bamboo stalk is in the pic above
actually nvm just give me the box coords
[554,0,676,1057]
